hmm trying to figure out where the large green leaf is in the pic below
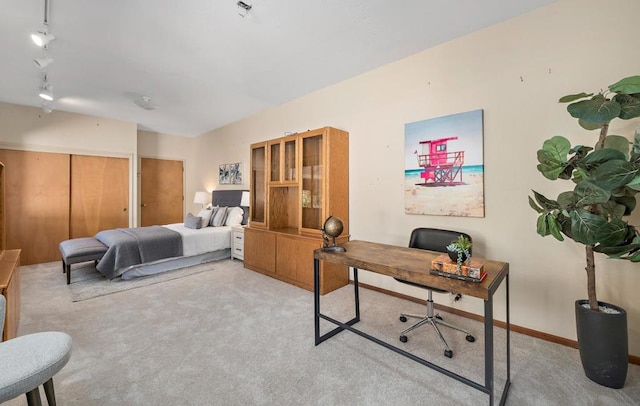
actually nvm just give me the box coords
[593,160,638,190]
[537,136,571,179]
[547,214,564,241]
[532,190,560,210]
[600,200,626,219]
[559,92,593,103]
[528,196,544,213]
[567,99,621,124]
[574,180,610,205]
[570,209,607,245]
[578,119,603,131]
[613,195,637,215]
[536,214,548,236]
[635,130,640,155]
[613,93,640,120]
[581,148,626,165]
[557,191,576,207]
[603,135,631,158]
[595,218,629,246]
[609,75,640,94]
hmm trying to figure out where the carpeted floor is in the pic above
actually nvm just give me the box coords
[5,260,640,405]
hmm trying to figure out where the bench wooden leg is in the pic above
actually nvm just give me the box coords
[25,387,42,406]
[66,264,71,285]
[62,261,65,273]
[43,378,57,406]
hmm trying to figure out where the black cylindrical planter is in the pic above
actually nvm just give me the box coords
[575,300,628,388]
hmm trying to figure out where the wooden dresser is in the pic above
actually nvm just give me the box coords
[0,249,20,341]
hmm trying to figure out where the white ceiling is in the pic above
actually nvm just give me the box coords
[0,0,555,137]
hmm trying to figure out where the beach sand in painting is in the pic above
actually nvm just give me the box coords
[405,172,484,217]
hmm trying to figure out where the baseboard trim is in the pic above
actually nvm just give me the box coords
[353,281,640,365]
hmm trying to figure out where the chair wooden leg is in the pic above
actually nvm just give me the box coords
[66,264,71,285]
[43,378,57,406]
[25,387,43,406]
[62,261,65,273]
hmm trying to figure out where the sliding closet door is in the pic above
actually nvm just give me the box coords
[140,157,183,226]
[70,155,129,238]
[0,149,70,265]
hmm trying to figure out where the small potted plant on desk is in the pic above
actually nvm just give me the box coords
[446,235,472,275]
[529,75,640,388]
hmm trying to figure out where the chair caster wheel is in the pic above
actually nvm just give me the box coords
[400,335,408,343]
[444,349,453,358]
[399,316,407,322]
[466,335,475,342]
[435,315,443,320]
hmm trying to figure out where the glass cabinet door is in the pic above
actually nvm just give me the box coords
[250,143,266,226]
[284,139,296,182]
[270,142,280,183]
[301,133,323,231]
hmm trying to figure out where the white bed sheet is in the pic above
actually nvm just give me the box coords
[162,223,232,257]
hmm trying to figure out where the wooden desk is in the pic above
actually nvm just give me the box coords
[0,249,21,341]
[314,240,510,406]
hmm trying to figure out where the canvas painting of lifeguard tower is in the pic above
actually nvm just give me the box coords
[405,109,484,217]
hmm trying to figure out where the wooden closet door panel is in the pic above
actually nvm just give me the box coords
[141,158,183,226]
[70,155,129,238]
[0,149,70,265]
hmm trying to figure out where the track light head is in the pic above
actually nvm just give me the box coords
[38,77,53,101]
[34,57,53,69]
[41,101,53,114]
[31,31,55,47]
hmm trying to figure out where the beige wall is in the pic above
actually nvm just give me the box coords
[195,0,640,356]
[0,102,138,224]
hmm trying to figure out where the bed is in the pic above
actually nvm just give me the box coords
[94,190,247,280]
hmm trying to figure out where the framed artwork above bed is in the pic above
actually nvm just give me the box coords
[219,162,243,185]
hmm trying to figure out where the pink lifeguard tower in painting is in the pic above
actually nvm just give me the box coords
[415,136,465,186]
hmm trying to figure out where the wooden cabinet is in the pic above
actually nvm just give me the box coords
[245,127,349,295]
[0,250,20,341]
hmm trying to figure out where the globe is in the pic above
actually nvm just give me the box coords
[322,216,346,252]
[323,216,344,238]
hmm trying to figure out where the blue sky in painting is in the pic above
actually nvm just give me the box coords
[404,109,484,169]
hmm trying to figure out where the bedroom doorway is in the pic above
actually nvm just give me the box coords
[140,157,184,226]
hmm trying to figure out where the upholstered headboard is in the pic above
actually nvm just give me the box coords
[212,190,249,225]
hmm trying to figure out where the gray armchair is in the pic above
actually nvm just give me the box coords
[0,295,72,406]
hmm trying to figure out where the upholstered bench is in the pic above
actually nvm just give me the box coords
[59,238,108,285]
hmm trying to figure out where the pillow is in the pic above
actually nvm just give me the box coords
[224,207,244,226]
[184,213,202,229]
[210,206,229,227]
[208,206,220,226]
[197,208,213,228]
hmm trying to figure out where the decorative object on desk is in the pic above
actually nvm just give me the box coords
[404,109,485,218]
[445,235,472,274]
[529,75,640,389]
[321,216,346,252]
[431,254,485,282]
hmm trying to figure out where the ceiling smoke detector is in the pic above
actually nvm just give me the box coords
[133,95,158,111]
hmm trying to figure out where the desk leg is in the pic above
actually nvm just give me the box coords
[484,297,494,406]
[315,261,361,346]
[314,258,321,345]
[353,267,360,322]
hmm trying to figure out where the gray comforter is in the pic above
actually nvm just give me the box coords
[95,226,183,279]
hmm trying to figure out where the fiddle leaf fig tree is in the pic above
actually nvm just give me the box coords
[529,75,640,311]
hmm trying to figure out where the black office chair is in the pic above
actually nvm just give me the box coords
[396,228,475,358]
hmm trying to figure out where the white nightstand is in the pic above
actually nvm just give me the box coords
[231,225,245,261]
